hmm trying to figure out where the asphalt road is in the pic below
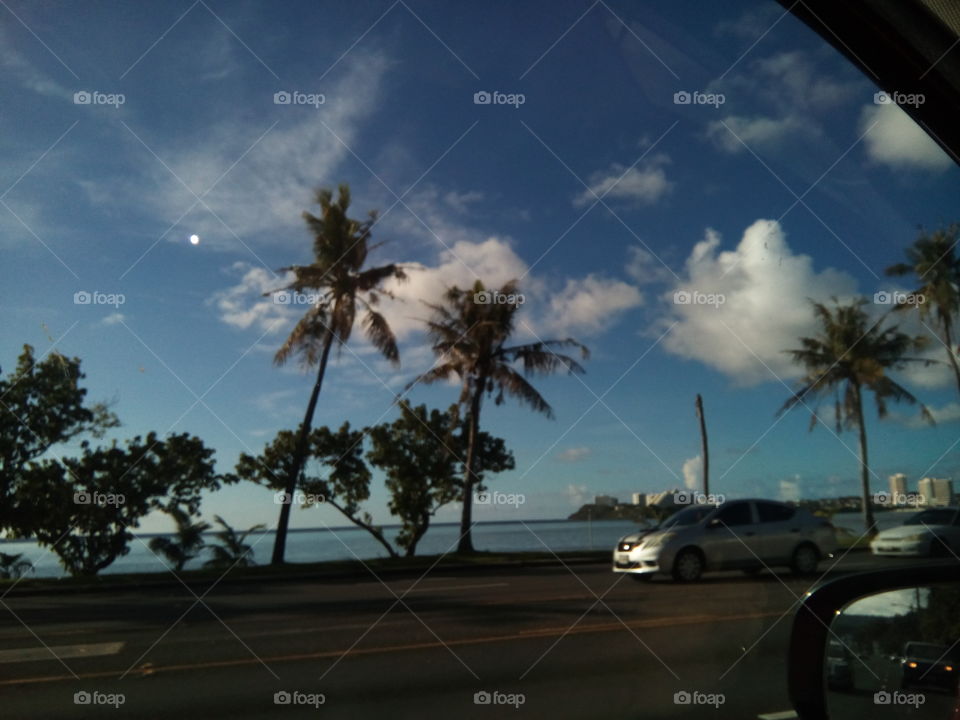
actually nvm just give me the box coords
[0,552,946,719]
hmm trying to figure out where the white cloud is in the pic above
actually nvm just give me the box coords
[706,114,811,154]
[894,402,960,429]
[660,219,858,385]
[208,262,292,334]
[542,274,643,337]
[573,155,673,207]
[681,455,702,490]
[564,483,589,507]
[860,102,952,171]
[100,312,126,326]
[557,447,591,463]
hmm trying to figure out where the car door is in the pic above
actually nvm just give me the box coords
[702,501,762,570]
[755,501,801,564]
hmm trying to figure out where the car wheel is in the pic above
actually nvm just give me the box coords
[630,573,653,583]
[672,549,703,582]
[791,544,819,575]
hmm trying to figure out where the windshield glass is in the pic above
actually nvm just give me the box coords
[904,509,956,526]
[660,505,714,529]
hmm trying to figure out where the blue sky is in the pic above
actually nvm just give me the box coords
[2,0,959,533]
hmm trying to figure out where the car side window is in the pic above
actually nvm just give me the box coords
[714,502,752,526]
[757,502,795,523]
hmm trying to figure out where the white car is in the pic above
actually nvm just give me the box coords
[612,499,838,582]
[870,507,960,558]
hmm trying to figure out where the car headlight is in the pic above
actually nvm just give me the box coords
[643,532,675,549]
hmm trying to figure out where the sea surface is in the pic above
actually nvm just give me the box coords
[0,511,913,580]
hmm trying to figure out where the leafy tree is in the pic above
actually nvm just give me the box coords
[0,344,117,534]
[411,280,587,552]
[235,422,398,557]
[268,184,407,565]
[20,433,223,576]
[779,298,933,532]
[203,515,265,569]
[149,507,210,571]
[366,402,515,556]
[0,552,32,580]
[886,224,960,395]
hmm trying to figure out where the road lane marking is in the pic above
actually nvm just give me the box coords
[0,641,124,664]
[0,610,784,686]
[391,582,509,593]
[757,712,798,719]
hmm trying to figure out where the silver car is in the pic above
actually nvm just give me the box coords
[612,499,838,582]
[870,507,960,557]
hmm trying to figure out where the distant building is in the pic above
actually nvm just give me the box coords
[889,474,907,502]
[646,489,681,508]
[918,477,953,507]
[594,495,618,507]
[631,493,647,507]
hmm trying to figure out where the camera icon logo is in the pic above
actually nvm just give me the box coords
[673,91,691,104]
[673,290,692,305]
[874,691,891,705]
[475,492,491,505]
[873,291,892,304]
[874,491,890,505]
[674,690,691,704]
[474,291,492,304]
[674,491,692,505]
[74,691,91,705]
[73,91,92,105]
[474,691,491,705]
[274,91,292,105]
[873,91,892,105]
[274,492,291,505]
[74,291,92,304]
[274,291,292,305]
[274,690,292,705]
[473,91,491,105]
[74,492,91,505]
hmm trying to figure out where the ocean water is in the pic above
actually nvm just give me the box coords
[0,520,640,579]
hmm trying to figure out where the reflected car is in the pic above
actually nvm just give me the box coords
[826,641,853,691]
[612,499,838,582]
[898,641,958,693]
[870,507,960,558]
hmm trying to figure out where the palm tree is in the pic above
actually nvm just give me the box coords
[148,507,210,572]
[779,298,933,533]
[268,184,406,565]
[886,224,960,396]
[204,515,266,569]
[411,279,588,552]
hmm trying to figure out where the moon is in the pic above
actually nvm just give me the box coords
[189,234,200,245]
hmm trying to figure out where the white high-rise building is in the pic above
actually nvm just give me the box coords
[631,493,647,507]
[889,473,907,502]
[918,477,953,507]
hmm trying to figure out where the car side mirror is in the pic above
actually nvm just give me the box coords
[706,518,722,529]
[788,563,960,719]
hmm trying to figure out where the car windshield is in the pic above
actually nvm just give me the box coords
[660,505,715,529]
[905,643,952,661]
[2,1,958,719]
[904,509,956,526]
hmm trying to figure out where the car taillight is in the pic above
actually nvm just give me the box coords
[908,661,918,668]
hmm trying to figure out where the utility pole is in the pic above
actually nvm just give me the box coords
[695,394,709,497]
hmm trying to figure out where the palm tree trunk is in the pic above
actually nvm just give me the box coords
[695,394,709,496]
[942,321,960,397]
[271,327,335,565]
[852,382,875,534]
[458,377,485,554]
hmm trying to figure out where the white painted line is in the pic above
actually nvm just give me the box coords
[392,582,510,593]
[757,711,798,719]
[0,641,125,664]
